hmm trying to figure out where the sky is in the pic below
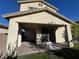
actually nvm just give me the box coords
[0,0,79,26]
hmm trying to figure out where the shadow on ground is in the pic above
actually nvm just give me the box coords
[48,48,79,59]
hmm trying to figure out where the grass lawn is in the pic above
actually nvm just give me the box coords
[17,43,79,59]
[17,52,64,59]
[72,43,79,50]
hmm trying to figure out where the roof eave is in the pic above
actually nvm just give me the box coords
[2,8,74,24]
[18,0,41,3]
[41,0,59,11]
[0,25,8,29]
[2,8,47,19]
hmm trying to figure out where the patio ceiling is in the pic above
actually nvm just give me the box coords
[19,23,64,29]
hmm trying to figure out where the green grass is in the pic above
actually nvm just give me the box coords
[17,52,64,59]
[17,43,79,59]
[72,43,79,50]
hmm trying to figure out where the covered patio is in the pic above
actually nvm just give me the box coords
[15,23,69,55]
[18,23,68,46]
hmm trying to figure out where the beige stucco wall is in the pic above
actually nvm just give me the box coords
[56,26,66,43]
[11,12,69,25]
[20,2,57,12]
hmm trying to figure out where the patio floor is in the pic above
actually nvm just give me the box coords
[16,42,45,56]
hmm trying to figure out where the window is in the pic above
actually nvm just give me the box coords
[38,2,43,7]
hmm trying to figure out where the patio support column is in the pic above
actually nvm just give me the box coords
[65,25,73,47]
[6,20,19,54]
[17,26,22,47]
[36,28,42,44]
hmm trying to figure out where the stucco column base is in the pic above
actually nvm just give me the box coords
[69,42,74,47]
